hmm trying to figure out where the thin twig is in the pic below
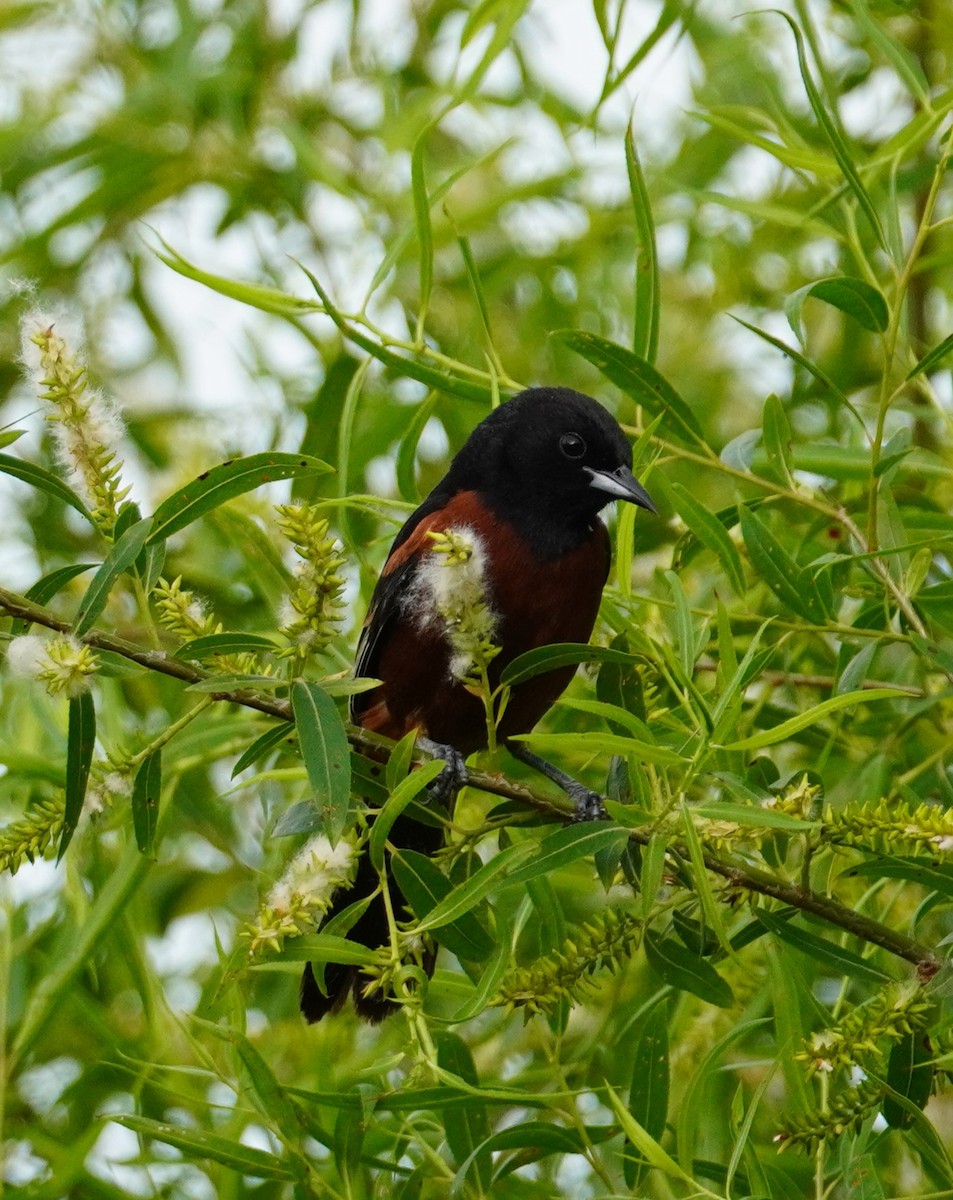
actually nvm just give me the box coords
[0,586,939,976]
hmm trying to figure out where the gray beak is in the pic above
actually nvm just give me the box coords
[585,465,657,513]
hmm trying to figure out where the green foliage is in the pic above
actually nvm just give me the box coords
[2,1,953,1197]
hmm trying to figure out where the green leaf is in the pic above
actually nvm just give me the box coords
[408,842,535,934]
[786,276,889,341]
[847,857,953,896]
[173,633,280,660]
[730,315,854,415]
[625,1001,670,1186]
[773,11,886,251]
[604,1084,703,1190]
[11,564,96,635]
[657,476,745,595]
[739,505,832,623]
[148,454,333,543]
[436,1032,492,1192]
[291,681,351,844]
[883,1033,934,1128]
[753,910,890,982]
[641,834,667,920]
[844,1152,887,1200]
[390,849,495,962]
[643,930,734,1007]
[693,801,816,832]
[500,823,630,889]
[368,760,445,870]
[249,933,377,967]
[761,393,795,487]
[719,687,904,751]
[132,749,161,857]
[626,124,660,364]
[73,517,154,636]
[59,690,96,860]
[410,131,434,334]
[395,394,438,502]
[907,331,953,381]
[553,329,704,445]
[500,642,638,686]
[665,568,696,676]
[0,453,93,521]
[512,730,686,769]
[110,1115,300,1180]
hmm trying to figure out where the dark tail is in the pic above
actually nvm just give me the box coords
[299,812,442,1023]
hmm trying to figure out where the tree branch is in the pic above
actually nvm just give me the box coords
[0,585,939,977]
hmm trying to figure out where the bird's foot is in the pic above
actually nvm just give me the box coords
[565,783,608,823]
[507,743,608,822]
[418,737,468,807]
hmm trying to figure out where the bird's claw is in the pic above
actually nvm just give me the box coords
[418,738,468,807]
[567,784,608,822]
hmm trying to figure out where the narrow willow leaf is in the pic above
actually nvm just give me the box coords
[643,930,734,1007]
[512,731,685,769]
[625,1002,670,1186]
[300,259,493,403]
[883,1033,934,1129]
[907,331,953,381]
[739,506,831,623]
[270,800,319,838]
[754,910,889,982]
[395,394,438,502]
[501,642,637,686]
[774,11,886,251]
[436,1032,492,1193]
[500,824,629,889]
[786,276,889,341]
[410,131,434,333]
[0,429,26,448]
[553,329,704,446]
[641,834,667,919]
[676,1018,773,1172]
[111,1114,300,1180]
[847,858,953,897]
[761,393,795,487]
[694,801,816,831]
[0,454,93,521]
[626,124,659,364]
[251,933,377,966]
[659,476,744,595]
[680,807,733,955]
[152,237,320,317]
[604,1084,700,1188]
[391,849,494,962]
[11,563,96,635]
[368,760,445,871]
[615,498,637,599]
[665,568,695,677]
[173,632,280,660]
[149,454,332,543]
[199,1019,307,1138]
[132,749,161,857]
[845,1152,887,1200]
[73,518,154,636]
[291,681,351,844]
[719,687,904,751]
[59,690,96,860]
[730,314,853,414]
[409,842,535,934]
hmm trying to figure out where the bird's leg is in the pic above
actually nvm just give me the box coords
[508,744,607,822]
[417,736,469,808]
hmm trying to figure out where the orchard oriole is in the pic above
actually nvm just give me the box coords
[300,386,655,1021]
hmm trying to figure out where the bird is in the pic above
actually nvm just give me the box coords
[300,385,655,1022]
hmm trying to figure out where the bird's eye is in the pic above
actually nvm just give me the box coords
[559,432,587,459]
